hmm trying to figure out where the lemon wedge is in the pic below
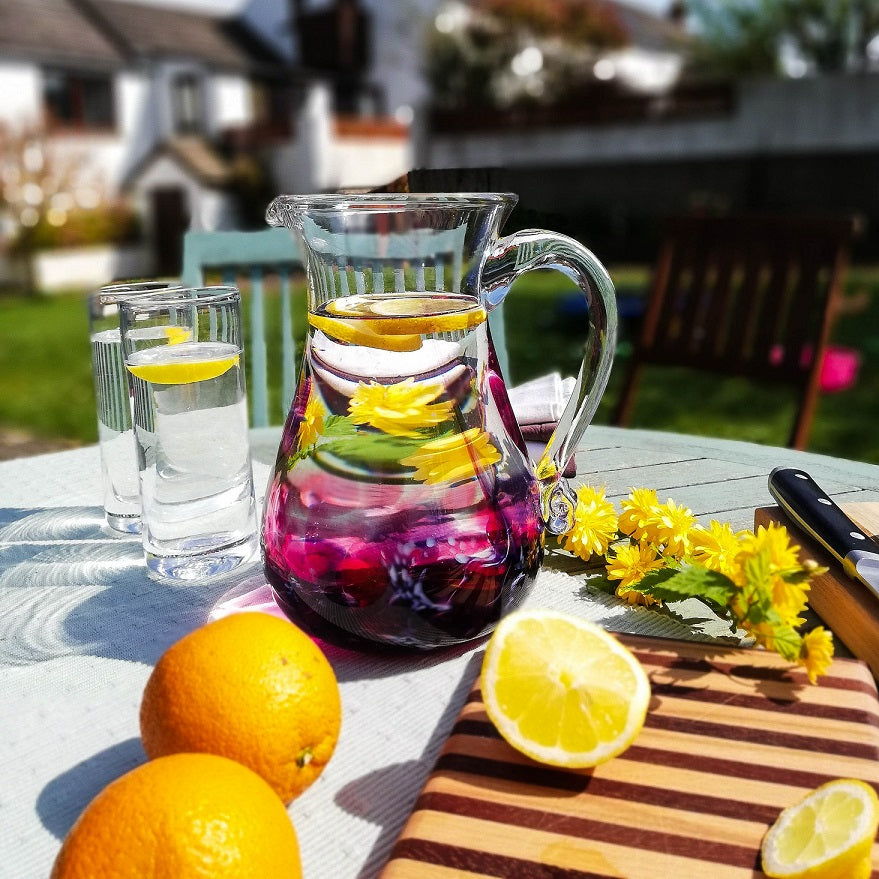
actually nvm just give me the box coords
[126,343,239,385]
[761,779,879,879]
[481,610,650,768]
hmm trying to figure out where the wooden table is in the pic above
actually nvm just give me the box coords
[2,425,878,878]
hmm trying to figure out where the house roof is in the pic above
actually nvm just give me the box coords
[124,135,238,189]
[89,0,288,73]
[0,0,290,74]
[0,0,124,69]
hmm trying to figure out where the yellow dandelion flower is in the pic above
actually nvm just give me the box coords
[348,378,453,437]
[649,498,697,558]
[741,523,801,573]
[772,576,810,623]
[799,626,834,684]
[618,487,659,541]
[561,485,618,562]
[690,520,747,579]
[606,541,666,590]
[616,585,663,608]
[298,393,325,449]
[400,427,501,485]
[747,621,780,651]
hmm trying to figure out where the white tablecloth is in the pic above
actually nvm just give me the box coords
[3,426,879,878]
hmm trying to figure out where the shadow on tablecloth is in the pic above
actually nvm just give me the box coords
[36,738,146,840]
[0,505,261,668]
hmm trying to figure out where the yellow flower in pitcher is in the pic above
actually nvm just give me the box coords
[298,393,325,449]
[561,485,618,562]
[800,626,834,684]
[618,488,659,541]
[689,520,746,579]
[348,378,453,438]
[400,428,501,485]
[606,542,665,607]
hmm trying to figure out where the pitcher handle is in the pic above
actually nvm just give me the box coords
[482,229,618,535]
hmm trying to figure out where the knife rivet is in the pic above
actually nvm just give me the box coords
[850,532,866,540]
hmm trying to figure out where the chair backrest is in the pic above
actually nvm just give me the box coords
[181,228,302,427]
[613,213,861,449]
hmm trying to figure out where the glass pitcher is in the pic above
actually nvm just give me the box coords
[262,193,617,650]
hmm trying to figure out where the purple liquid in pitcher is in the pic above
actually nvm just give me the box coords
[261,294,544,650]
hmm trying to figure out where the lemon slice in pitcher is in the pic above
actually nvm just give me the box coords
[761,779,879,879]
[127,342,240,385]
[481,610,650,768]
[325,295,486,337]
[308,313,423,352]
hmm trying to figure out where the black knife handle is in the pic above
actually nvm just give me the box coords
[768,466,871,564]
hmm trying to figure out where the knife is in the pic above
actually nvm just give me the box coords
[768,466,879,600]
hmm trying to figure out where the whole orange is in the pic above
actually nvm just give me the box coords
[50,753,301,878]
[140,611,341,804]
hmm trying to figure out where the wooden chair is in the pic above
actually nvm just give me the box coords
[613,213,862,449]
[181,228,303,428]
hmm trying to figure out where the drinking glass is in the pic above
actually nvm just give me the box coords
[89,280,180,533]
[119,286,258,580]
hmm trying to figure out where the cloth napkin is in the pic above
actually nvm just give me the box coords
[507,372,577,475]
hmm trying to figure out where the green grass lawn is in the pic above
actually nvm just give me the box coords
[1,266,877,463]
[504,265,879,463]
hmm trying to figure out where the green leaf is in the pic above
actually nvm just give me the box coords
[321,415,358,437]
[318,431,427,468]
[777,566,813,585]
[770,625,803,663]
[636,564,737,612]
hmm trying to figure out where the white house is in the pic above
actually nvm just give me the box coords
[0,0,687,286]
[0,0,413,284]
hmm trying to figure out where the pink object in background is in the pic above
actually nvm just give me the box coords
[819,345,861,393]
[768,344,861,393]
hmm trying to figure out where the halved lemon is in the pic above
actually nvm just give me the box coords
[481,609,651,768]
[761,779,879,879]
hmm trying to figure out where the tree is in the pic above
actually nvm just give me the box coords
[0,125,135,294]
[686,0,879,79]
[425,0,629,111]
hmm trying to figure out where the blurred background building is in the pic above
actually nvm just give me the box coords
[2,0,878,287]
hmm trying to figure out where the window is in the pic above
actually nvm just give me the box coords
[43,69,114,130]
[172,73,204,134]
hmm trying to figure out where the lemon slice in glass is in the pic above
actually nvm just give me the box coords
[761,779,879,879]
[481,609,650,768]
[162,326,192,345]
[127,343,240,385]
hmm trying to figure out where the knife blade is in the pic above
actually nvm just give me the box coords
[768,467,879,600]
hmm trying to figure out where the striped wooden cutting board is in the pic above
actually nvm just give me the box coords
[381,635,879,878]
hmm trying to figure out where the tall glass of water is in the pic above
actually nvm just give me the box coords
[89,280,179,533]
[118,286,258,580]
